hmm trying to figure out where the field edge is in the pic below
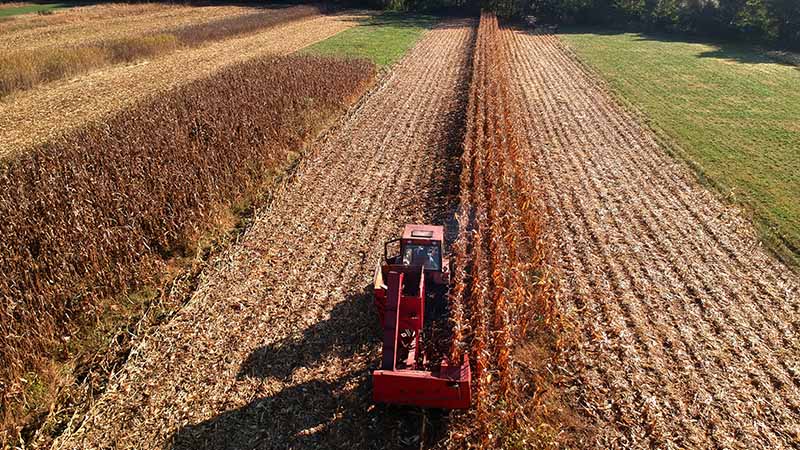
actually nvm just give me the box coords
[556,33,800,270]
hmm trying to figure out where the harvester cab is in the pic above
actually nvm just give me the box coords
[379,224,449,287]
[371,224,471,410]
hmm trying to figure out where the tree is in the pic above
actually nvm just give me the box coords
[766,0,800,47]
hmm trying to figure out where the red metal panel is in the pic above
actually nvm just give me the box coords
[397,295,423,331]
[381,271,403,370]
[373,287,387,327]
[372,358,472,409]
[401,224,444,243]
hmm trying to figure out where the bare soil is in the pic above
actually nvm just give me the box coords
[52,19,474,450]
[507,29,800,448]
[0,12,367,157]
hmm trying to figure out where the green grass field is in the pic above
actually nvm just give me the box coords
[304,12,435,67]
[562,30,800,265]
[0,3,67,17]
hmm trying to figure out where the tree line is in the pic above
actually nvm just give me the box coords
[350,0,800,49]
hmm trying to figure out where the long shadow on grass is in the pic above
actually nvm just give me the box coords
[325,11,478,32]
[556,26,799,68]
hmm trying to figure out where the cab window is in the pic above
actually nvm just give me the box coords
[402,244,441,271]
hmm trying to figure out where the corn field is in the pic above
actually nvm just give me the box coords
[447,12,560,448]
[2,6,796,449]
[0,54,375,428]
[0,5,320,97]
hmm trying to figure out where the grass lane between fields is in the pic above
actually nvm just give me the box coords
[303,12,435,67]
[562,30,800,266]
[0,2,67,17]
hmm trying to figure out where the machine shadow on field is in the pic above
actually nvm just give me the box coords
[236,286,377,383]
[166,287,432,450]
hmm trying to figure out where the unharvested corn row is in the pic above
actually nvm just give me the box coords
[448,12,558,448]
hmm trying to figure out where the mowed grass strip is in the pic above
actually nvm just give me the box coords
[0,3,67,17]
[303,12,435,67]
[562,30,800,265]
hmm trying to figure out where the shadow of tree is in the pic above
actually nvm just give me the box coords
[695,47,799,68]
[555,26,799,68]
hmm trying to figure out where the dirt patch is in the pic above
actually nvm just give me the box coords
[508,30,800,448]
[0,12,369,157]
[52,19,475,449]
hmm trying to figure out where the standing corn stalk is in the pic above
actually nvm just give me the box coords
[448,11,561,448]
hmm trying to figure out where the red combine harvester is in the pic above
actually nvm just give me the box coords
[371,224,471,409]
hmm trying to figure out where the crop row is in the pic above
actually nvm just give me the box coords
[0,54,375,431]
[0,5,320,97]
[447,12,559,448]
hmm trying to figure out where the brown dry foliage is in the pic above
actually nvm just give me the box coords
[0,54,375,441]
[0,34,179,94]
[0,5,320,97]
[173,4,321,47]
[446,12,563,448]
